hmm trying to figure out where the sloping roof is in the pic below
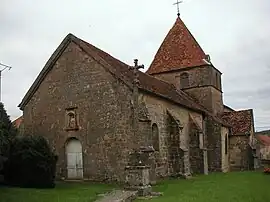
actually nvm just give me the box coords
[12,116,23,128]
[224,105,235,112]
[18,33,229,127]
[255,129,270,136]
[146,17,208,75]
[256,134,270,146]
[255,130,270,146]
[222,109,253,135]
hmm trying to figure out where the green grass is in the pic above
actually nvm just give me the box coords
[136,171,270,202]
[0,182,116,202]
[1,172,269,202]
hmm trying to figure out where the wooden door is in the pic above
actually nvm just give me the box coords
[66,139,83,179]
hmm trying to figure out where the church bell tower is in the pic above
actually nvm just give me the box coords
[146,15,224,115]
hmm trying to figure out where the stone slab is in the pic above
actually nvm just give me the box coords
[95,189,138,202]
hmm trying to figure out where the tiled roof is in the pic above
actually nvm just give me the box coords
[18,33,229,127]
[76,36,229,126]
[146,17,207,75]
[256,134,270,146]
[222,109,253,135]
[255,130,270,146]
[75,36,206,112]
[12,116,23,128]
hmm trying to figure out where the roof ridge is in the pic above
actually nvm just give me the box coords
[223,108,252,114]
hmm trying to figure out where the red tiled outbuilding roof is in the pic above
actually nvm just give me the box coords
[256,134,270,146]
[255,130,270,146]
[12,116,23,128]
[146,17,207,75]
[222,109,253,135]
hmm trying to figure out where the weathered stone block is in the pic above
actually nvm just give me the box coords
[125,165,152,196]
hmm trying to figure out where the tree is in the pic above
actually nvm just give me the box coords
[0,102,17,157]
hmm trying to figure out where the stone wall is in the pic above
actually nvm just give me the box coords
[167,113,184,176]
[141,92,203,178]
[206,117,222,172]
[260,145,270,160]
[151,66,223,115]
[152,66,221,91]
[22,41,135,182]
[229,135,251,171]
[189,120,204,174]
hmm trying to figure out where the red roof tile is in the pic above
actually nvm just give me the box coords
[255,130,270,146]
[222,109,253,135]
[12,116,23,128]
[256,135,270,146]
[147,17,207,75]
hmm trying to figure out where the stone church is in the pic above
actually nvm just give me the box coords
[18,15,257,182]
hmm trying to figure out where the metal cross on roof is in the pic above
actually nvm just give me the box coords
[133,59,144,70]
[173,0,183,17]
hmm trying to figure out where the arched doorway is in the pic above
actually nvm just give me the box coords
[65,138,83,179]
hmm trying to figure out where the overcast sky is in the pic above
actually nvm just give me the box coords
[1,0,270,131]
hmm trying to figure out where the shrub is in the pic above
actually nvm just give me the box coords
[4,135,58,188]
[0,102,17,184]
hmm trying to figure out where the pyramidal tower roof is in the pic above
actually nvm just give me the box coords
[147,17,208,75]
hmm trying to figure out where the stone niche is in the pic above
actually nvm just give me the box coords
[64,107,79,131]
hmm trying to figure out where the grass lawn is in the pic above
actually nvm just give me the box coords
[1,172,269,202]
[0,182,116,202]
[136,171,270,202]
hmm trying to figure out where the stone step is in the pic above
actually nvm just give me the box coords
[95,189,138,202]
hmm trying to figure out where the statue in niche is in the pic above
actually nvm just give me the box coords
[67,111,77,129]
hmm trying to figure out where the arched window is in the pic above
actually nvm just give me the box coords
[152,123,159,151]
[180,72,189,88]
[225,134,228,155]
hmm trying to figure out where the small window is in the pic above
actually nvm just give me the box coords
[152,123,159,151]
[180,72,189,88]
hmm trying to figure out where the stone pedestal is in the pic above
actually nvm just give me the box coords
[125,165,152,196]
[139,146,156,185]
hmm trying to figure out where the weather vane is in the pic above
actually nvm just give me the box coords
[173,0,183,17]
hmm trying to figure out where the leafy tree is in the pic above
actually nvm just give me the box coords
[0,102,17,179]
[0,102,17,156]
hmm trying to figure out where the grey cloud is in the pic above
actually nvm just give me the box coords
[1,0,270,131]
